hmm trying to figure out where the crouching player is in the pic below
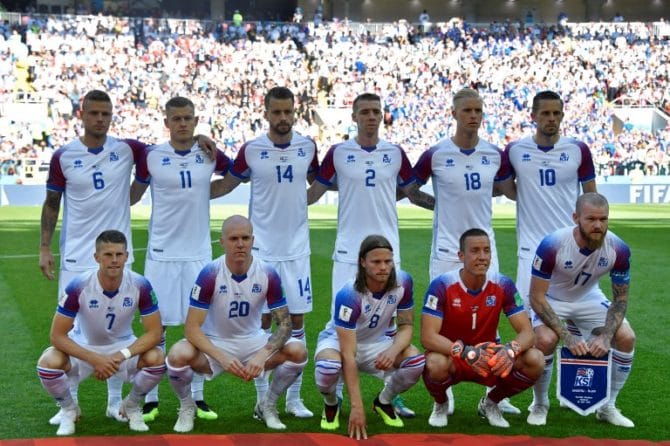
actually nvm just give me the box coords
[165,215,307,433]
[422,228,543,428]
[314,235,425,440]
[36,230,165,436]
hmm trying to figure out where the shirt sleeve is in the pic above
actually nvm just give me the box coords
[333,284,361,330]
[190,262,219,310]
[413,147,434,185]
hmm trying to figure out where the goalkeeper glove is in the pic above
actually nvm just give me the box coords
[451,340,495,378]
[488,340,521,378]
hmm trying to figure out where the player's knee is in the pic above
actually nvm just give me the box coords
[613,323,636,352]
[519,347,544,377]
[285,342,308,363]
[167,339,197,367]
[534,327,559,354]
[140,347,165,367]
[37,347,68,370]
[424,352,450,381]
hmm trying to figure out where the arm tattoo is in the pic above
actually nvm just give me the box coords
[593,283,629,339]
[406,187,435,210]
[266,306,292,354]
[40,191,62,248]
[395,310,414,328]
[535,299,570,341]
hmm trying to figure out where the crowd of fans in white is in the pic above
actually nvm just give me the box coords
[1,12,669,182]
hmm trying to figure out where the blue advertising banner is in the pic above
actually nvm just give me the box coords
[557,347,611,416]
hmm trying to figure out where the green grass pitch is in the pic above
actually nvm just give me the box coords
[0,204,668,440]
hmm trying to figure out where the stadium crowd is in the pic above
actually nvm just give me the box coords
[1,13,669,181]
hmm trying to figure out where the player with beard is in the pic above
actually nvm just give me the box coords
[211,87,318,418]
[503,91,597,425]
[528,193,636,427]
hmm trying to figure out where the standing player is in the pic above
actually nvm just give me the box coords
[504,90,597,424]
[130,96,231,422]
[36,230,165,436]
[39,90,216,424]
[528,193,636,427]
[165,215,307,432]
[413,88,518,415]
[210,86,318,418]
[421,229,543,428]
[39,90,146,423]
[314,235,425,439]
[307,92,433,417]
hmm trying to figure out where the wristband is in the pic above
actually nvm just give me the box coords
[120,348,132,360]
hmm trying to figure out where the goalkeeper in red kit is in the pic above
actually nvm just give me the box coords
[420,229,544,428]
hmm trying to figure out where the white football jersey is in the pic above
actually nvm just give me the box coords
[231,132,318,260]
[322,270,413,344]
[135,143,230,261]
[506,136,596,258]
[190,256,287,340]
[46,137,144,270]
[531,227,631,303]
[57,269,158,346]
[414,137,510,264]
[317,139,415,264]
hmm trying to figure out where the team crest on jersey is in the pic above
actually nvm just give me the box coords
[339,305,353,322]
[280,156,289,163]
[560,152,570,162]
[425,294,438,310]
[481,156,490,165]
[522,153,531,162]
[218,285,228,294]
[364,303,371,314]
[598,257,609,267]
[532,255,543,270]
[387,294,397,304]
[485,295,496,306]
[382,154,391,164]
[260,151,269,160]
[161,157,171,166]
[110,151,119,162]
[445,158,455,167]
[297,148,305,157]
[88,299,100,309]
[346,154,356,163]
[195,154,204,164]
[74,159,84,168]
[123,297,133,307]
[563,260,574,269]
[252,283,262,293]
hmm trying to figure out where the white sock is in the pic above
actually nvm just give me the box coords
[266,360,306,406]
[129,364,166,403]
[144,333,166,404]
[532,354,554,406]
[191,373,205,401]
[106,373,124,407]
[166,359,194,403]
[315,359,341,398]
[608,349,634,407]
[286,328,306,404]
[37,367,76,409]
[379,354,425,404]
